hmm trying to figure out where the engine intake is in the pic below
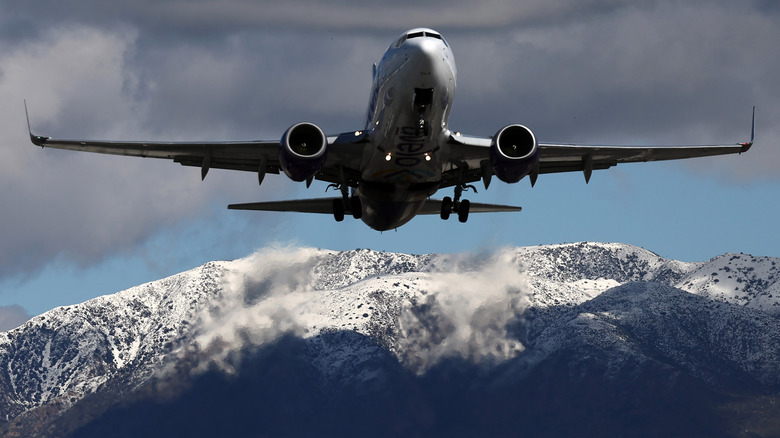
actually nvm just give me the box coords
[490,124,539,183]
[279,122,328,182]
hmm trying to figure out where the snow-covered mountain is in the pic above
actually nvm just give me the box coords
[1,243,779,437]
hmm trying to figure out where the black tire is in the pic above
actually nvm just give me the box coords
[350,196,362,219]
[440,196,452,220]
[458,199,470,223]
[332,198,345,222]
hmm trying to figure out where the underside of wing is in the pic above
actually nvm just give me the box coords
[535,141,752,175]
[28,111,367,185]
[445,139,752,189]
[30,132,286,179]
[444,107,754,187]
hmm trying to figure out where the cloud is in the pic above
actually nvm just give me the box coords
[0,26,290,281]
[448,2,777,181]
[172,246,529,376]
[0,305,32,331]
[396,249,530,374]
[0,0,778,285]
[1,0,634,37]
[182,245,327,375]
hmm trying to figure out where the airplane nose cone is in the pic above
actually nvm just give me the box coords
[404,38,453,87]
[407,38,440,67]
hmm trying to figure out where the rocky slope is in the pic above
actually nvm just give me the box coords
[0,242,778,437]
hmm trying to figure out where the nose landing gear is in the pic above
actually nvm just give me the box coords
[414,88,433,137]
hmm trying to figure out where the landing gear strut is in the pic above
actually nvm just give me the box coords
[440,183,476,223]
[414,88,433,137]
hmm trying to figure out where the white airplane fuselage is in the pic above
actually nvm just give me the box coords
[355,29,457,230]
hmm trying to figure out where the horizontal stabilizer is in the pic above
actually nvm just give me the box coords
[228,198,339,214]
[228,198,522,215]
[417,199,522,214]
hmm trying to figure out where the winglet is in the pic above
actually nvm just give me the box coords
[740,106,755,153]
[25,100,49,147]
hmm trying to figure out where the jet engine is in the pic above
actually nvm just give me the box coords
[490,124,539,183]
[279,122,328,182]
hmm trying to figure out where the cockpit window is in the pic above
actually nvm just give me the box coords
[396,31,448,47]
[430,33,449,46]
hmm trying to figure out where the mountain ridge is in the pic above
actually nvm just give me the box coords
[1,242,779,437]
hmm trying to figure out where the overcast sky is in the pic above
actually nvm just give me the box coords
[1,1,778,324]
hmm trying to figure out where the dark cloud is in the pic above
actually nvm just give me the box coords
[0,305,32,331]
[0,0,778,284]
[753,0,780,14]
[0,26,292,280]
[446,2,777,179]
[1,0,633,37]
[0,0,770,39]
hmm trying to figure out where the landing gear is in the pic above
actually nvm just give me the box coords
[414,88,433,137]
[440,197,452,220]
[332,198,345,222]
[350,196,362,219]
[327,182,362,222]
[440,184,476,223]
[458,199,470,223]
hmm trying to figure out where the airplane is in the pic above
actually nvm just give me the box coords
[27,28,754,231]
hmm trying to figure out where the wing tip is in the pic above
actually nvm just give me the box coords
[749,105,755,144]
[739,106,756,153]
[24,100,49,147]
[30,134,50,147]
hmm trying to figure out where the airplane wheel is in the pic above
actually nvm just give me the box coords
[458,199,470,223]
[332,199,345,222]
[350,196,362,219]
[440,196,452,220]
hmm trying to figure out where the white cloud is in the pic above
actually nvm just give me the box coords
[0,305,32,331]
[178,246,530,376]
[184,245,325,374]
[396,249,530,373]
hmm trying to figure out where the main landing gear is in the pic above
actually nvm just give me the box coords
[327,183,362,222]
[440,183,476,223]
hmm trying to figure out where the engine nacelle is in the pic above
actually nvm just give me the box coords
[490,124,539,183]
[279,122,328,182]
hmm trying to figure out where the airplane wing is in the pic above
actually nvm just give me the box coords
[26,105,367,186]
[444,107,755,188]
